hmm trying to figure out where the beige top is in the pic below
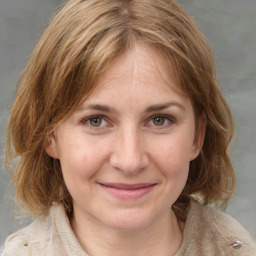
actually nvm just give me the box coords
[2,199,256,256]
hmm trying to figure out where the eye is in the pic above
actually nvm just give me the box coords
[81,115,109,128]
[152,116,166,126]
[147,114,175,128]
[89,117,103,127]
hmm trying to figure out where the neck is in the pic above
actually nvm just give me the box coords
[71,209,183,256]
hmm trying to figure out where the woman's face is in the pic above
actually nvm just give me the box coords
[46,44,205,231]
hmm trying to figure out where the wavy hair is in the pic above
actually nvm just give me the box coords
[5,0,235,217]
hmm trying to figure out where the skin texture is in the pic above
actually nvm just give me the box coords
[46,44,206,256]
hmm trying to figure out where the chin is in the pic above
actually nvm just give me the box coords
[101,209,157,232]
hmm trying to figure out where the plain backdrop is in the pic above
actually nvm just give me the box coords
[0,0,256,249]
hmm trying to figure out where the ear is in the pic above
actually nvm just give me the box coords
[190,112,207,161]
[45,133,59,159]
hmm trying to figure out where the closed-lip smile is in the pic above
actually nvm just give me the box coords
[98,183,156,199]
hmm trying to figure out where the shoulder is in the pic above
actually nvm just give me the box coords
[177,199,256,255]
[2,219,48,256]
[199,200,255,246]
[197,200,250,236]
[1,204,66,256]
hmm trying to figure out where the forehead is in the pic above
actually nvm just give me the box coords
[87,43,185,100]
[77,43,190,112]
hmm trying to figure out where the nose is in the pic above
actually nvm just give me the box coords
[109,128,149,175]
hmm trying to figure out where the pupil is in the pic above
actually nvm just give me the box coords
[90,118,102,127]
[153,117,164,126]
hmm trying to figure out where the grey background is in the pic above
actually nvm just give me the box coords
[0,0,256,250]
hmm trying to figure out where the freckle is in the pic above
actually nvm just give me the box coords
[24,242,28,246]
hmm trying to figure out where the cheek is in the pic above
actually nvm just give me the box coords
[58,136,113,187]
[153,134,194,165]
[58,144,103,202]
[58,139,100,179]
[150,134,193,186]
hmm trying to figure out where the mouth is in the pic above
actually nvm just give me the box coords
[98,183,156,200]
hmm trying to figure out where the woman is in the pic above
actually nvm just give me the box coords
[3,0,256,255]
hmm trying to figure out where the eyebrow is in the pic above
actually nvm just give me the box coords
[79,102,185,113]
[145,102,186,113]
[78,104,116,113]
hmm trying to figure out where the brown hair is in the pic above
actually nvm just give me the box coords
[5,0,235,217]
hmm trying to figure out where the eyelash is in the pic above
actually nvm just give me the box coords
[80,115,109,129]
[80,114,176,129]
[146,114,176,128]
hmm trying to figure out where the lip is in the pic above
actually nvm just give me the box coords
[98,183,156,200]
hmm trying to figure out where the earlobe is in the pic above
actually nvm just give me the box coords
[190,112,207,161]
[45,134,59,159]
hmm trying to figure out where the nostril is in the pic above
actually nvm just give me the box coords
[109,134,149,173]
[110,153,149,174]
